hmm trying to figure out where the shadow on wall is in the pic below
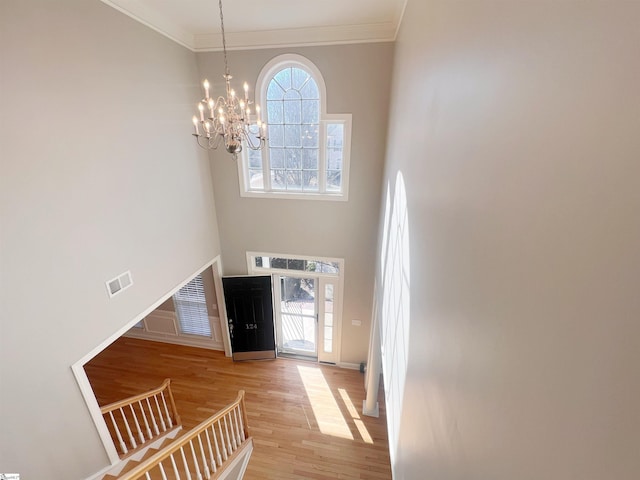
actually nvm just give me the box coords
[378,172,411,466]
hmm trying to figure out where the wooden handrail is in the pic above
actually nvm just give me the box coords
[100,378,172,414]
[118,391,250,480]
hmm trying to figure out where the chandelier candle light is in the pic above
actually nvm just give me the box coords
[192,0,267,158]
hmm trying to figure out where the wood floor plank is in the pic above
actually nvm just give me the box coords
[85,337,391,479]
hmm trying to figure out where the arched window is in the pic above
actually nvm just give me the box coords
[239,54,351,200]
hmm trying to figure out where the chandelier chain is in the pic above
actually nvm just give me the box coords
[218,0,229,76]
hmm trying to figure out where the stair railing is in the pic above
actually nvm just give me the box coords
[118,391,251,480]
[100,378,181,457]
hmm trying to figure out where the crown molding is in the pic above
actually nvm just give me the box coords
[101,0,398,52]
[192,23,397,52]
[100,0,195,50]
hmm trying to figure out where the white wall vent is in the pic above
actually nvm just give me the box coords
[106,271,133,298]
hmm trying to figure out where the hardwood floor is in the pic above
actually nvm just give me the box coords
[85,337,391,479]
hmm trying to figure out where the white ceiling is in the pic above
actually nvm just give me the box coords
[101,0,407,51]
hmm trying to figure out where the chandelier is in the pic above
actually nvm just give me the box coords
[191,0,267,158]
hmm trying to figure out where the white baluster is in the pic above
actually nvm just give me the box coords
[217,420,228,461]
[108,411,128,455]
[205,428,217,473]
[179,446,192,480]
[146,397,160,435]
[223,415,235,452]
[139,400,152,440]
[236,405,246,441]
[170,453,181,480]
[145,472,151,480]
[232,407,242,444]
[160,391,173,428]
[120,407,137,449]
[197,434,211,479]
[129,404,145,445]
[231,411,240,448]
[154,394,167,431]
[211,424,223,466]
[158,461,169,480]
[189,439,203,480]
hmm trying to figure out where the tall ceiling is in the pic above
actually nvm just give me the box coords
[101,0,407,51]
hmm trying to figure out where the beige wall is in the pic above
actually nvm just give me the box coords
[0,1,221,478]
[197,43,394,364]
[378,0,640,478]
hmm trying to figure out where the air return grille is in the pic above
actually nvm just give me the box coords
[106,271,133,298]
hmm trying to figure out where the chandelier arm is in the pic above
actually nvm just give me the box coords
[194,135,211,150]
[242,131,263,150]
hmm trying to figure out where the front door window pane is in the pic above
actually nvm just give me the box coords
[281,276,316,354]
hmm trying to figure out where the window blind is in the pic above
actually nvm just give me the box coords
[174,274,211,337]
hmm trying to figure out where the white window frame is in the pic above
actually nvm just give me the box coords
[246,251,344,364]
[238,54,352,202]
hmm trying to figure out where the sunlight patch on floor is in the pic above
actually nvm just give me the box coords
[297,365,353,440]
[338,388,374,444]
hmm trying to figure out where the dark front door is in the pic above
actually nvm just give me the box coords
[222,275,275,361]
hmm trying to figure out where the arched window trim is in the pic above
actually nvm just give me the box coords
[237,54,352,201]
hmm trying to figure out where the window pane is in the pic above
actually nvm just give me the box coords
[286,170,302,189]
[287,258,305,270]
[286,149,301,169]
[267,81,284,100]
[325,284,334,299]
[302,148,318,169]
[284,89,301,100]
[269,124,284,147]
[301,100,319,124]
[326,123,344,188]
[302,127,318,148]
[324,283,334,352]
[284,100,301,124]
[327,147,342,170]
[248,169,264,189]
[271,169,286,189]
[303,170,319,191]
[324,326,333,353]
[256,256,339,275]
[274,68,292,90]
[327,122,344,165]
[270,257,287,269]
[326,170,342,191]
[292,67,309,90]
[300,77,319,99]
[248,148,262,168]
[267,100,284,124]
[270,148,285,168]
[284,125,302,147]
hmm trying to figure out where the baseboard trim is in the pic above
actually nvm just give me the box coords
[338,362,361,370]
